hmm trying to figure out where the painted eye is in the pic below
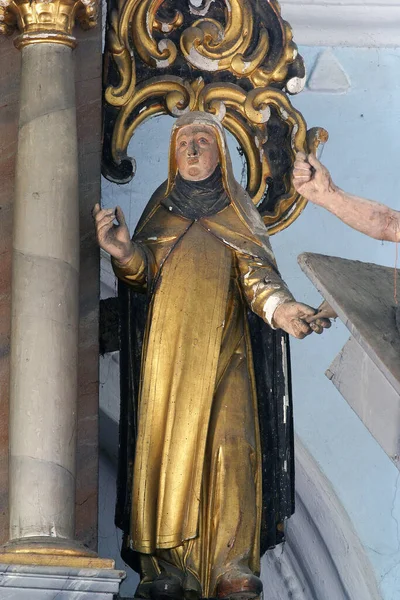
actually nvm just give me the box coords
[199,137,209,144]
[179,140,187,147]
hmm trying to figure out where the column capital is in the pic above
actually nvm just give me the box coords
[0,0,98,48]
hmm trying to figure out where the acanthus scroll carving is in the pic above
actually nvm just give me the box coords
[102,0,328,233]
[0,0,99,47]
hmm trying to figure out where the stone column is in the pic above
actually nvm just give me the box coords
[0,0,113,567]
[9,39,82,549]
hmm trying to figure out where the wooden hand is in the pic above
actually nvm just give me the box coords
[293,151,338,206]
[93,203,134,264]
[272,300,331,339]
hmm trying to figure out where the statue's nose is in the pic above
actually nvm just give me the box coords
[187,140,199,156]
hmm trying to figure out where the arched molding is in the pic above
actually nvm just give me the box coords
[262,437,381,600]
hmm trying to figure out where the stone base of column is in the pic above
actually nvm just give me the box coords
[0,537,114,569]
[0,563,125,599]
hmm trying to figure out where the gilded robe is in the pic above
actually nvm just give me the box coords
[113,113,295,597]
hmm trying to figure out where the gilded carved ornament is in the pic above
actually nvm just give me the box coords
[102,0,328,233]
[0,0,98,48]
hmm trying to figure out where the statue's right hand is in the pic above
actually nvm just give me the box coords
[92,203,134,264]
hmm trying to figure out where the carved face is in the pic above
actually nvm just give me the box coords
[175,124,219,181]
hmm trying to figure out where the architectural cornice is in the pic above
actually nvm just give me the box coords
[280,0,400,48]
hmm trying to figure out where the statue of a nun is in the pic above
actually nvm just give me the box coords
[94,111,330,600]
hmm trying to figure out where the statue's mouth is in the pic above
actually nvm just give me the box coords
[187,158,199,165]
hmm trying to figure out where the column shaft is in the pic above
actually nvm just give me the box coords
[9,43,79,541]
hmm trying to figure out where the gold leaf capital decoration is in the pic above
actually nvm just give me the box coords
[102,0,328,234]
[0,0,99,48]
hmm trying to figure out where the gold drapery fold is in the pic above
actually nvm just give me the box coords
[131,224,232,552]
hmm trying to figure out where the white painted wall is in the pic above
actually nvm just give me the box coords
[99,45,400,599]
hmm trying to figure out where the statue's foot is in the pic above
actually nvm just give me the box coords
[183,571,202,600]
[216,570,263,600]
[149,573,185,600]
[133,578,152,599]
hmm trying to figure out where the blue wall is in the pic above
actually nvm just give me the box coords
[278,46,400,600]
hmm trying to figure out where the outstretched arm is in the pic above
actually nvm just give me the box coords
[293,152,400,242]
[237,255,330,339]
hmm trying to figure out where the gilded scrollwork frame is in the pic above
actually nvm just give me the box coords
[102,0,328,234]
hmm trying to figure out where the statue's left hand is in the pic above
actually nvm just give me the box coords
[272,301,331,339]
